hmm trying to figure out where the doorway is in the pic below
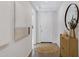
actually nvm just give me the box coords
[32,8,36,49]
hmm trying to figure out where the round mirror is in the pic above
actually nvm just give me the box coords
[65,3,79,30]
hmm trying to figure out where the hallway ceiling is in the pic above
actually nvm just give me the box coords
[32,1,63,11]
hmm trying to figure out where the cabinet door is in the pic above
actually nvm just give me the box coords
[60,36,69,56]
[69,38,78,57]
[60,37,67,56]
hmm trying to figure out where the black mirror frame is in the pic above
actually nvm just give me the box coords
[65,3,79,30]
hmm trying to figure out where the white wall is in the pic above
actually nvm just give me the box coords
[37,11,58,44]
[0,1,32,57]
[15,2,32,28]
[58,1,79,56]
[57,2,67,47]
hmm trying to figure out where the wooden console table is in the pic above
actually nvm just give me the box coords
[60,31,78,57]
